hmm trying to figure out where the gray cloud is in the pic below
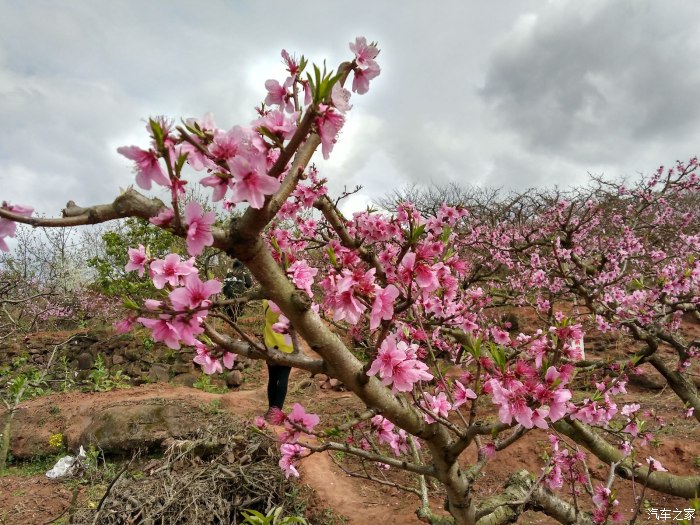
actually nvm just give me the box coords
[480,1,700,166]
[0,0,698,218]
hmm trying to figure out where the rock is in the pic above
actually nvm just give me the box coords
[315,374,329,383]
[171,373,198,388]
[75,402,205,453]
[226,371,244,388]
[124,347,142,362]
[177,351,193,363]
[170,363,192,375]
[124,362,143,378]
[112,354,125,365]
[329,378,342,390]
[237,357,252,369]
[76,353,94,371]
[148,364,170,383]
[297,378,313,389]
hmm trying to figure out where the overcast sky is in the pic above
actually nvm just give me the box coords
[1,0,699,218]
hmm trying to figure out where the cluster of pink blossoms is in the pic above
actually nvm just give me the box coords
[485,365,572,430]
[367,335,433,393]
[369,415,418,457]
[117,38,381,213]
[254,403,321,478]
[318,266,400,329]
[119,248,235,372]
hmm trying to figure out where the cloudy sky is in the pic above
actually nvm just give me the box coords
[1,0,699,218]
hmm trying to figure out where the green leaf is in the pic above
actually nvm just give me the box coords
[486,343,507,371]
[258,126,283,145]
[305,72,316,103]
[122,297,140,310]
[467,335,482,359]
[326,245,337,266]
[440,226,452,243]
[149,118,165,150]
[182,119,206,138]
[324,427,342,437]
[410,224,426,243]
[175,153,188,175]
[270,236,281,254]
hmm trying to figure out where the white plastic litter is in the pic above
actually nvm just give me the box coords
[45,445,87,479]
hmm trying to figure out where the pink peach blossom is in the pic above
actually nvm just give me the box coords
[169,273,222,310]
[184,201,215,256]
[149,207,175,226]
[117,146,170,190]
[150,254,198,289]
[370,284,399,330]
[125,245,147,277]
[228,153,281,209]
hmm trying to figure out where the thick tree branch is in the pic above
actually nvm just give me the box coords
[554,419,700,499]
[0,189,234,252]
[475,470,594,525]
[647,354,700,422]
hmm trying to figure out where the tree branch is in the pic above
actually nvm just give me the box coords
[301,439,435,476]
[554,419,700,499]
[203,321,326,374]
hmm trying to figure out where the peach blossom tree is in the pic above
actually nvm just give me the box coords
[2,39,699,524]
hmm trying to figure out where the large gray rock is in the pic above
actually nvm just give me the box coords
[76,402,206,452]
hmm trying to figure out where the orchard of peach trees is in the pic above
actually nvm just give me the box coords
[1,38,699,525]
